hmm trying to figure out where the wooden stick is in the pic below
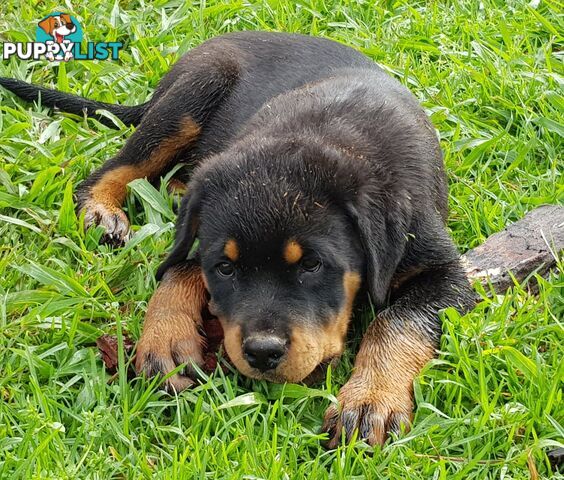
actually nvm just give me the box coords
[462,205,563,293]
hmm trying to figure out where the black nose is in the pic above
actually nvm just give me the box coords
[243,336,287,372]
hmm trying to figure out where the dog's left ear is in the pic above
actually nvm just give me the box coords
[61,14,73,24]
[38,16,55,35]
[345,190,411,308]
[156,183,203,281]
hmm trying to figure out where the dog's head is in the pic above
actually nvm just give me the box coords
[158,136,411,383]
[38,14,76,42]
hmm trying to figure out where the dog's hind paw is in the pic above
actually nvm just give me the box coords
[82,201,131,246]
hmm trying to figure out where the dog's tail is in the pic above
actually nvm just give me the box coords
[0,77,148,128]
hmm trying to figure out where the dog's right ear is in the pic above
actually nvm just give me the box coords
[60,14,73,25]
[38,16,55,35]
[156,184,203,281]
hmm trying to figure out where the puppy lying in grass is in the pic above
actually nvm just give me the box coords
[0,31,475,447]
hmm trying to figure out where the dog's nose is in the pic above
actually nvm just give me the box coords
[243,336,287,372]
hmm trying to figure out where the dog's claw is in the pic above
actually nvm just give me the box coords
[82,202,131,246]
[135,327,204,392]
[321,377,413,448]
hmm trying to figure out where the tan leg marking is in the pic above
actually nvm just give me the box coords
[167,178,187,196]
[322,317,435,447]
[84,117,200,243]
[135,264,208,391]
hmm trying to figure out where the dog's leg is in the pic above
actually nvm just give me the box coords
[322,261,473,447]
[77,63,237,245]
[135,262,208,391]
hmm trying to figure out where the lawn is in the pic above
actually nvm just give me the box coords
[0,0,562,478]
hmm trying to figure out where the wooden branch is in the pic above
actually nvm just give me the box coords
[462,205,564,293]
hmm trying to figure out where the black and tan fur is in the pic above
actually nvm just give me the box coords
[0,31,474,447]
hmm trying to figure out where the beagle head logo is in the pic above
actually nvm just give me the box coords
[36,12,82,61]
[38,14,77,43]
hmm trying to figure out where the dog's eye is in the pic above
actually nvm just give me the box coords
[300,257,322,273]
[216,261,235,277]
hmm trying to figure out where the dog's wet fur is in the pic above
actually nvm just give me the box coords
[0,31,474,447]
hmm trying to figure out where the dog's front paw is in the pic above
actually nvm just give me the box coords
[136,264,208,392]
[321,376,413,448]
[82,201,131,246]
[135,317,205,392]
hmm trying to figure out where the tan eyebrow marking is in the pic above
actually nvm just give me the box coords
[284,240,303,264]
[224,238,239,262]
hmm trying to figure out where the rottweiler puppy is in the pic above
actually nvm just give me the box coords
[0,31,474,447]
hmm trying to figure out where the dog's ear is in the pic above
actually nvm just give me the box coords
[345,190,411,308]
[60,14,73,25]
[156,185,203,281]
[38,16,55,35]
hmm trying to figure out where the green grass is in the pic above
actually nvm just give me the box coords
[0,0,562,478]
